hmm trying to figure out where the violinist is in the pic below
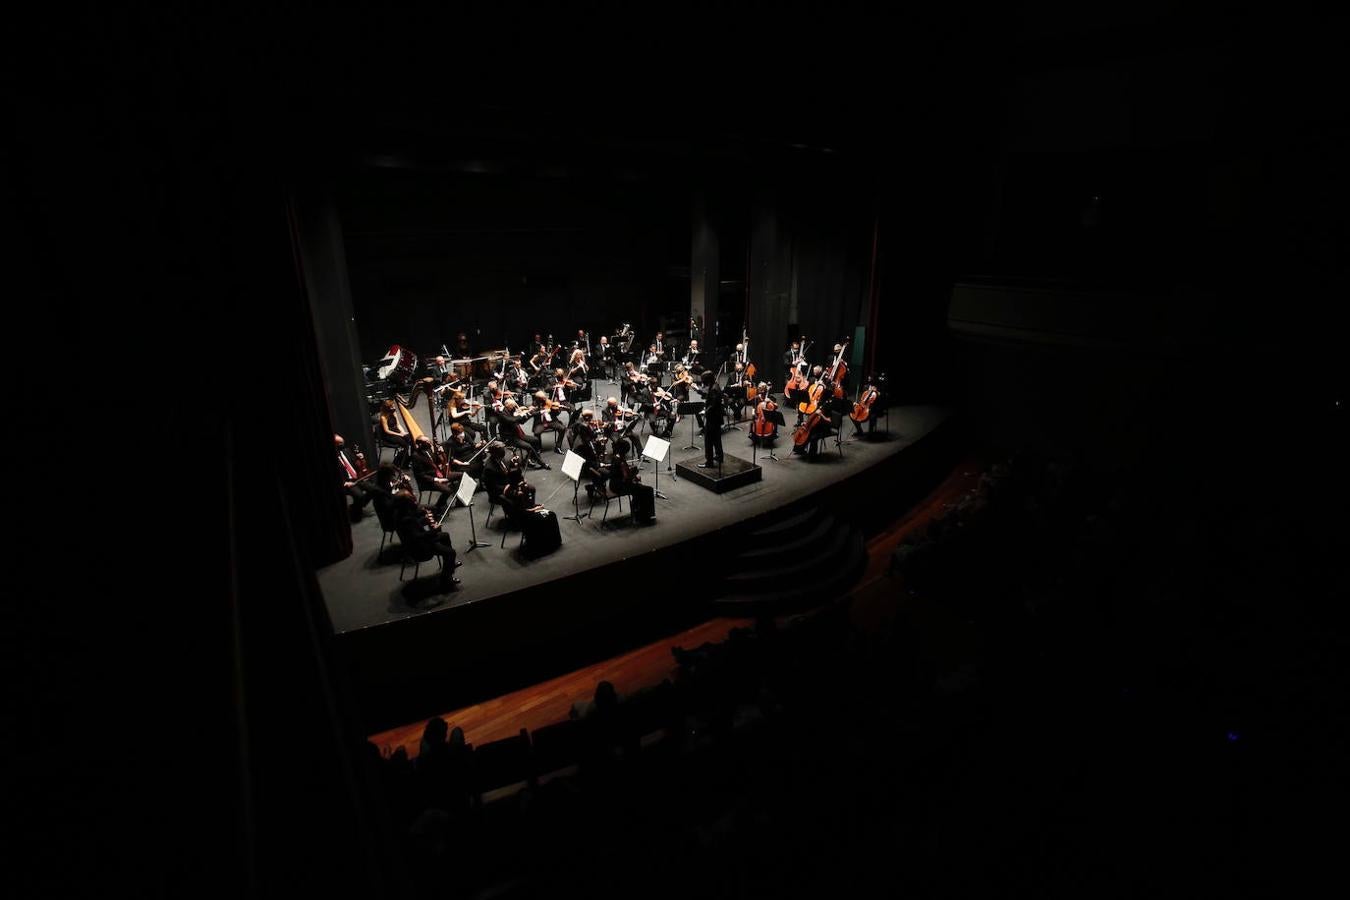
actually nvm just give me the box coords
[501,398,549,469]
[446,422,485,481]
[502,460,545,520]
[336,433,372,522]
[602,396,639,453]
[378,398,412,464]
[410,435,456,515]
[392,486,461,594]
[609,438,655,520]
[552,367,579,410]
[647,383,677,438]
[571,410,610,496]
[531,389,569,455]
[670,363,694,400]
[851,375,881,439]
[620,361,643,405]
[447,389,488,439]
[482,442,512,501]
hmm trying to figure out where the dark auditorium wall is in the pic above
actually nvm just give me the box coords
[941,10,1347,470]
[337,166,689,363]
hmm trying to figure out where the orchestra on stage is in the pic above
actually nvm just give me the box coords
[343,323,886,593]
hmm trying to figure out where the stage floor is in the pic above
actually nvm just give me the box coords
[318,404,953,634]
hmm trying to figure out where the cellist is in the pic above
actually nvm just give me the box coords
[851,375,881,439]
[749,383,778,446]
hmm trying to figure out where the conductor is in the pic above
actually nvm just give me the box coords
[698,370,724,469]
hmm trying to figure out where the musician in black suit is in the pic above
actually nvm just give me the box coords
[500,399,548,469]
[698,370,724,468]
[571,416,610,497]
[410,436,455,516]
[392,488,461,593]
[336,434,371,521]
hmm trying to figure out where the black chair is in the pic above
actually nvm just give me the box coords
[591,486,626,523]
[373,494,399,558]
[396,524,445,583]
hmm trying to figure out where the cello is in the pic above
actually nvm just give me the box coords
[851,383,879,423]
[752,385,778,441]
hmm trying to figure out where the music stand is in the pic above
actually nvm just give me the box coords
[454,474,490,550]
[679,400,705,451]
[560,450,589,522]
[751,408,787,464]
[642,435,670,500]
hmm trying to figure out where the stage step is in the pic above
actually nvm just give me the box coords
[743,506,819,543]
[715,529,867,612]
[737,514,837,562]
[725,520,849,588]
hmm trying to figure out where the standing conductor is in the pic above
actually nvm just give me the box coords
[698,370,724,469]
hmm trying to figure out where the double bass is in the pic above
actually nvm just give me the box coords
[826,339,850,399]
[785,337,810,392]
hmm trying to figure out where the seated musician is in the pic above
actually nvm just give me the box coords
[796,365,826,426]
[482,442,512,501]
[571,414,610,497]
[501,462,544,520]
[551,367,578,412]
[670,363,693,400]
[725,361,750,421]
[454,332,472,359]
[336,433,371,522]
[500,398,548,469]
[643,343,662,380]
[566,406,596,450]
[566,349,588,395]
[595,335,613,380]
[392,487,461,593]
[608,438,655,509]
[685,340,703,375]
[602,396,639,456]
[410,435,455,515]
[648,385,676,438]
[798,379,843,458]
[852,375,881,439]
[447,389,488,438]
[446,422,485,481]
[620,361,643,405]
[748,384,779,445]
[531,389,568,454]
[378,398,412,461]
